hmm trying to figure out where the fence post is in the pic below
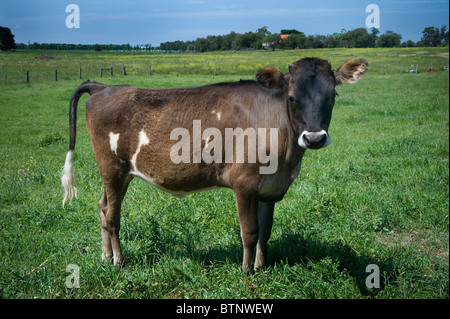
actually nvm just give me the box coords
[55,70,58,81]
[214,67,217,76]
[79,68,82,79]
[110,66,113,77]
[26,71,29,83]
[122,65,126,75]
[149,66,151,76]
[100,68,103,78]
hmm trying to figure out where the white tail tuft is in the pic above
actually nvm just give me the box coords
[61,150,77,207]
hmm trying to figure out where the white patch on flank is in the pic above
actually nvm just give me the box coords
[129,129,224,197]
[211,110,221,120]
[129,130,175,194]
[130,130,150,171]
[61,150,77,207]
[109,132,120,155]
[129,130,163,191]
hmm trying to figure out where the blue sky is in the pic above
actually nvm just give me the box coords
[1,0,448,46]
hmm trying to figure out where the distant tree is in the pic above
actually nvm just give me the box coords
[222,31,238,50]
[420,26,448,46]
[233,32,262,49]
[94,44,102,51]
[401,40,416,47]
[206,35,220,51]
[323,32,344,48]
[28,42,39,49]
[377,30,402,47]
[305,34,326,48]
[280,29,302,35]
[264,33,281,50]
[440,26,449,45]
[257,26,270,37]
[342,28,375,48]
[421,27,440,46]
[195,37,208,52]
[283,33,306,49]
[370,28,380,47]
[0,26,17,51]
[16,43,27,49]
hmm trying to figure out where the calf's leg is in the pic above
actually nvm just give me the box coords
[98,193,112,263]
[98,175,133,267]
[254,202,274,269]
[234,188,260,273]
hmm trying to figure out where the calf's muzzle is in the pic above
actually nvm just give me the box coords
[298,130,330,149]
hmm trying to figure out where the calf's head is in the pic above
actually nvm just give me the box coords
[256,57,368,150]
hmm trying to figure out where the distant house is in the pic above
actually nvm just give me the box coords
[262,34,291,50]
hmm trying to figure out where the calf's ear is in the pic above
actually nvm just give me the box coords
[334,58,369,85]
[255,67,286,90]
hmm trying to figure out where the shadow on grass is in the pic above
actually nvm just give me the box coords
[123,216,397,297]
[183,231,398,297]
[268,233,398,296]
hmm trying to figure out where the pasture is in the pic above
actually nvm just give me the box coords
[0,47,448,299]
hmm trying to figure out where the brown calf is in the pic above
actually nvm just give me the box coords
[62,57,368,271]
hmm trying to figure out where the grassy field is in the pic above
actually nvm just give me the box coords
[1,47,449,82]
[0,48,448,299]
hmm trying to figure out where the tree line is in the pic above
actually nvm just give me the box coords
[15,43,134,51]
[1,25,448,52]
[159,26,449,52]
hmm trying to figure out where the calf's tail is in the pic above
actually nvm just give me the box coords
[61,80,105,207]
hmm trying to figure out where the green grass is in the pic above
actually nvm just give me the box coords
[1,47,448,82]
[0,48,448,299]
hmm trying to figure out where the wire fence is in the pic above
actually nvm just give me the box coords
[0,64,159,84]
